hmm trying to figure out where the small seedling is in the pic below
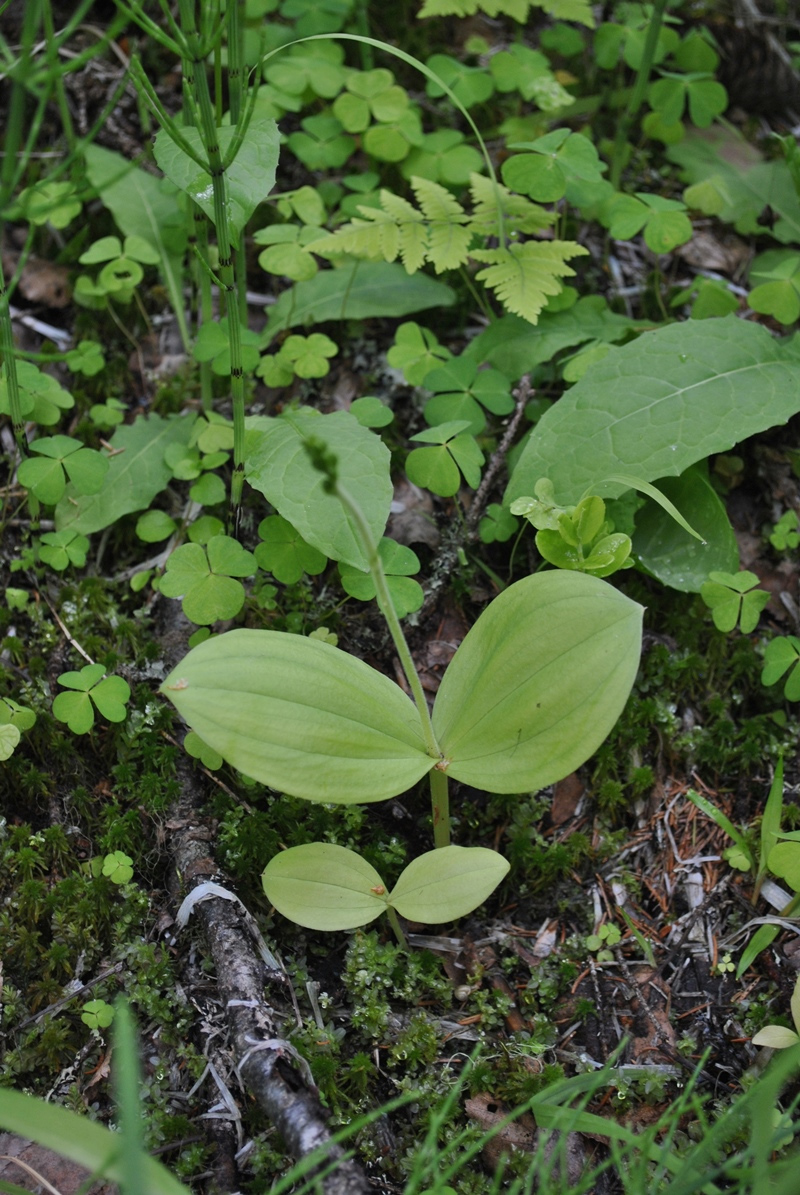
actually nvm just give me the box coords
[512,481,632,578]
[81,999,116,1030]
[586,922,621,962]
[770,510,800,552]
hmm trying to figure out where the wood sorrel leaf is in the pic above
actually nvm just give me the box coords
[506,316,800,507]
[389,846,509,923]
[432,571,642,793]
[262,843,389,931]
[245,409,392,570]
[160,629,432,802]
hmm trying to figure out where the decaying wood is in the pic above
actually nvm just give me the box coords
[168,758,372,1195]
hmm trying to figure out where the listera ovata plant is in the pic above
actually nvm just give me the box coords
[161,418,644,939]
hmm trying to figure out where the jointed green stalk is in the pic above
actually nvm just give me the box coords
[333,480,451,849]
[610,0,670,190]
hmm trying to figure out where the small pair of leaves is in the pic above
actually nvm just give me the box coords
[262,842,509,931]
[255,515,327,585]
[406,420,484,496]
[670,276,738,320]
[422,356,513,435]
[257,333,339,386]
[700,571,770,634]
[0,698,36,761]
[762,636,800,700]
[159,537,257,626]
[184,730,223,771]
[52,663,131,735]
[339,538,423,619]
[18,436,109,505]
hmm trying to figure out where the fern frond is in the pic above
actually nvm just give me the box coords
[311,218,387,263]
[417,0,593,24]
[468,173,554,238]
[409,177,471,272]
[471,241,589,323]
[379,191,428,272]
[312,191,429,273]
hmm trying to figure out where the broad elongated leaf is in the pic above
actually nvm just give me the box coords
[153,117,279,241]
[261,261,455,342]
[431,571,642,793]
[633,470,739,592]
[160,629,432,802]
[262,844,389,930]
[245,409,392,569]
[0,1088,188,1195]
[506,316,800,506]
[389,846,509,922]
[55,414,194,534]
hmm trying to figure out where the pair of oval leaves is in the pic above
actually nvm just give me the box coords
[162,569,642,802]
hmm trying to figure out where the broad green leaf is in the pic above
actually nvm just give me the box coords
[767,842,800,891]
[751,1025,800,1049]
[154,117,280,242]
[432,571,642,793]
[262,843,388,930]
[56,414,195,535]
[633,471,739,592]
[736,923,779,980]
[0,1089,188,1195]
[52,690,95,734]
[136,510,177,543]
[90,676,131,723]
[160,629,432,803]
[389,846,509,922]
[261,261,455,342]
[245,409,392,570]
[506,317,800,507]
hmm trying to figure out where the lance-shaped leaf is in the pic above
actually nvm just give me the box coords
[262,843,389,931]
[160,629,432,803]
[389,846,509,923]
[432,571,642,793]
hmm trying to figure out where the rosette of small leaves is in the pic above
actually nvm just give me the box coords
[37,529,90,571]
[17,435,108,505]
[762,636,800,700]
[770,510,800,551]
[339,538,423,619]
[254,515,327,585]
[0,697,36,761]
[52,663,131,735]
[159,536,257,625]
[586,922,621,963]
[700,571,770,634]
[405,421,484,497]
[512,483,632,578]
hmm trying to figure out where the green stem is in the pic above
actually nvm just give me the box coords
[386,906,407,950]
[429,767,450,850]
[0,255,25,456]
[609,0,669,190]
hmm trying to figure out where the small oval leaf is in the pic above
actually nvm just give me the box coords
[389,845,509,923]
[432,572,643,793]
[262,843,388,931]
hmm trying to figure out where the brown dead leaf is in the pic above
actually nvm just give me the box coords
[3,252,72,308]
[551,772,585,825]
[676,230,751,277]
[387,477,439,550]
[0,1135,115,1195]
[465,1095,586,1183]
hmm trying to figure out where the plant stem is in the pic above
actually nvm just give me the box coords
[387,906,407,949]
[609,0,669,190]
[429,767,450,850]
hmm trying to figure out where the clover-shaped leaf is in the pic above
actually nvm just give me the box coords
[102,850,134,884]
[350,396,394,428]
[65,340,105,377]
[159,536,257,625]
[18,435,109,504]
[16,180,82,228]
[386,321,451,385]
[339,538,423,618]
[0,360,74,426]
[701,570,770,634]
[193,318,261,376]
[401,130,483,186]
[770,511,800,551]
[0,723,21,761]
[52,663,131,734]
[502,129,606,204]
[479,503,519,544]
[406,420,484,497]
[256,224,321,282]
[748,250,800,326]
[254,515,328,585]
[648,72,727,130]
[422,357,514,436]
[762,636,800,701]
[287,114,355,170]
[38,529,90,571]
[136,509,178,543]
[0,697,33,758]
[81,999,115,1030]
[89,397,127,430]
